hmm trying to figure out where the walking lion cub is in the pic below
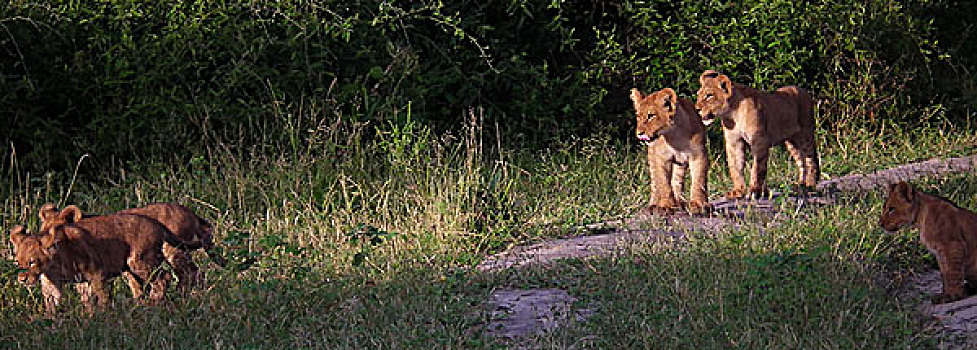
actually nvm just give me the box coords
[39,202,223,291]
[880,181,977,304]
[10,212,176,313]
[695,70,819,198]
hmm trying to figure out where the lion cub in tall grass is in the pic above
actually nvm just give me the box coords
[9,211,175,313]
[880,181,977,304]
[39,202,223,291]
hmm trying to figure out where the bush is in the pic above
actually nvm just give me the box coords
[0,0,971,173]
[586,0,971,129]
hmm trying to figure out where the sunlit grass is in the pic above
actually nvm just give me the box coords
[1,118,975,348]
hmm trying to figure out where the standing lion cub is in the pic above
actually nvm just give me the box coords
[630,87,710,214]
[880,181,977,304]
[695,70,819,198]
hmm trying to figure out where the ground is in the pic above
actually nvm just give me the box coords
[480,154,977,345]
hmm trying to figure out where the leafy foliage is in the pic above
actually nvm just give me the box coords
[1,0,971,173]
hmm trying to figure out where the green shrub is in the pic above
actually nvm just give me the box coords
[0,0,970,173]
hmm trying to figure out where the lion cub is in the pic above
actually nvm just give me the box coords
[695,70,819,199]
[630,87,710,214]
[39,202,223,291]
[9,211,175,313]
[880,181,977,304]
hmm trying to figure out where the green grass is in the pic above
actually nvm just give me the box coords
[1,121,976,348]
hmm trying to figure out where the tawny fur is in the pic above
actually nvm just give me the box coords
[695,70,819,199]
[9,213,173,314]
[880,181,977,304]
[39,203,223,292]
[630,87,710,215]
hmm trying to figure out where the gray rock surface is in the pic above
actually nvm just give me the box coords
[484,288,592,339]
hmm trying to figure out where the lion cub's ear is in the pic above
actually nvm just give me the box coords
[717,75,733,95]
[659,88,678,113]
[9,225,27,246]
[38,203,58,222]
[895,181,915,202]
[699,70,721,85]
[630,88,645,110]
[59,205,83,224]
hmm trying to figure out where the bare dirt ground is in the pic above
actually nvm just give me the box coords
[480,154,977,341]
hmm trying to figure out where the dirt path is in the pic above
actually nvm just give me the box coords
[480,154,977,341]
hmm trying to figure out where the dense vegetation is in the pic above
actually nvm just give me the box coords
[2,0,974,171]
[2,0,976,348]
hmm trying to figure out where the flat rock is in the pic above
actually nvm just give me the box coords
[818,155,977,192]
[484,288,592,339]
[477,193,812,272]
[916,270,977,333]
[479,155,976,273]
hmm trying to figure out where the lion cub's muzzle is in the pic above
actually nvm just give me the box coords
[16,271,39,286]
[698,110,716,126]
[879,218,909,233]
[636,130,662,145]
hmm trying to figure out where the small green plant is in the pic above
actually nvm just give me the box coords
[347,224,398,267]
[219,230,260,272]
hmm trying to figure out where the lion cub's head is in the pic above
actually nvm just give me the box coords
[879,181,919,232]
[630,88,682,144]
[9,225,65,286]
[695,70,733,126]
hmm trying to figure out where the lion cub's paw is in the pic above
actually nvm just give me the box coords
[724,188,748,200]
[642,204,679,216]
[747,187,770,200]
[686,200,712,215]
[965,282,977,295]
[791,183,819,197]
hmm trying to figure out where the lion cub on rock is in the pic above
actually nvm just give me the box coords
[9,210,179,313]
[630,87,710,214]
[695,70,819,199]
[880,181,977,304]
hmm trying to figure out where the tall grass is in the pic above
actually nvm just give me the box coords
[2,100,976,347]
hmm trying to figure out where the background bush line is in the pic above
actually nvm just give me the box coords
[1,0,975,173]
